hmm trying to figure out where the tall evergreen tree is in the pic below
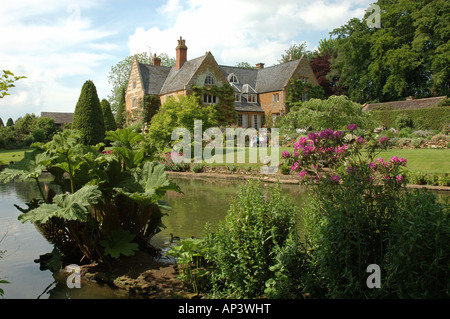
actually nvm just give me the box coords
[0,118,4,128]
[115,87,126,127]
[100,99,117,132]
[72,80,105,145]
[6,118,14,127]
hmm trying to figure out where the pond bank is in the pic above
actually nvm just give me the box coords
[165,168,450,192]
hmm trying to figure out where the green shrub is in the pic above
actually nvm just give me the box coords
[205,181,300,298]
[384,190,450,298]
[72,80,106,145]
[190,163,204,173]
[279,163,291,175]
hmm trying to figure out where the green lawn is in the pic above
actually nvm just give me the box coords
[2,147,449,175]
[0,148,31,166]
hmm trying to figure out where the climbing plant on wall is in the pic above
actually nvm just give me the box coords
[192,84,237,126]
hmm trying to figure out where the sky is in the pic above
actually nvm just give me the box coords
[0,0,374,122]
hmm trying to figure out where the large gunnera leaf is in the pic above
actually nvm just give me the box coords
[19,185,102,224]
[100,228,139,259]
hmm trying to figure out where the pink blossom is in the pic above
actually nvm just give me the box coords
[293,151,299,158]
[369,162,376,170]
[356,136,364,143]
[334,131,344,138]
[348,124,357,131]
[376,157,385,163]
[399,157,407,166]
[282,151,291,159]
[299,170,308,179]
[379,136,389,144]
[390,156,400,163]
[331,175,341,183]
[396,175,404,183]
[291,162,299,171]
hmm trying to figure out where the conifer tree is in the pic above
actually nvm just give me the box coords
[0,118,4,128]
[115,87,126,127]
[6,118,14,127]
[72,80,105,145]
[100,99,117,132]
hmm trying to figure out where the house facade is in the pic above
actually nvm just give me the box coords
[125,37,319,128]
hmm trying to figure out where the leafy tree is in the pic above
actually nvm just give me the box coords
[0,118,4,128]
[235,62,255,69]
[1,70,26,99]
[72,80,105,145]
[107,52,175,111]
[279,42,311,64]
[148,95,218,150]
[14,113,37,139]
[34,117,58,142]
[6,118,13,127]
[100,99,117,132]
[328,0,449,103]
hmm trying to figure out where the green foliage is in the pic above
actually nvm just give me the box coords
[329,0,450,102]
[1,70,26,99]
[72,80,106,145]
[204,181,299,298]
[371,107,450,130]
[100,99,117,132]
[148,95,218,150]
[285,78,325,108]
[115,87,126,127]
[192,84,237,126]
[168,238,210,294]
[276,95,375,131]
[6,118,13,127]
[1,129,181,261]
[100,229,139,259]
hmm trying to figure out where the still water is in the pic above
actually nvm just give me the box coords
[0,176,307,299]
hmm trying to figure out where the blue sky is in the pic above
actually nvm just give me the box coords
[0,0,373,122]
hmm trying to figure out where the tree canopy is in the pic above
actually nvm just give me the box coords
[328,0,449,103]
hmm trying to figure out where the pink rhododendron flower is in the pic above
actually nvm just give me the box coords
[299,170,307,179]
[396,175,404,182]
[282,151,291,159]
[331,175,340,183]
[379,136,389,144]
[348,124,357,131]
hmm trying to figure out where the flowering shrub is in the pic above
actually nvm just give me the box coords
[286,125,449,298]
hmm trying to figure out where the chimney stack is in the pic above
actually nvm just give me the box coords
[153,53,161,66]
[256,63,265,70]
[176,36,188,70]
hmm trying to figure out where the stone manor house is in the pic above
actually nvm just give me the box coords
[126,37,319,129]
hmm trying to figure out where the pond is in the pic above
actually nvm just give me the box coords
[0,176,308,299]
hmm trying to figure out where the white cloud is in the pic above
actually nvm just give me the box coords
[128,0,372,67]
[0,0,115,121]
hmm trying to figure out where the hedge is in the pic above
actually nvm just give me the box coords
[370,106,450,130]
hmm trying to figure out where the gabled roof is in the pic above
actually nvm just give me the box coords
[255,60,299,93]
[139,64,171,95]
[219,65,258,89]
[160,55,207,95]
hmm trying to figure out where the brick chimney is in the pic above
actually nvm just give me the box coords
[153,53,161,66]
[256,63,265,70]
[176,36,188,70]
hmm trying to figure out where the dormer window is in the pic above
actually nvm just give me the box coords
[248,94,257,103]
[228,74,239,84]
[205,74,215,85]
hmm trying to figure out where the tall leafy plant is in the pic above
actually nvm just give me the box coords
[0,128,181,262]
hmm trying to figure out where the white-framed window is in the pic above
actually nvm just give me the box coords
[252,114,261,129]
[131,97,138,109]
[228,74,239,84]
[203,94,217,104]
[235,93,241,102]
[238,114,248,128]
[248,94,257,103]
[272,93,279,102]
[205,74,215,85]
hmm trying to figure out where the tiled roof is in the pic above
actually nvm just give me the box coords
[255,60,299,93]
[40,112,74,124]
[139,64,171,95]
[362,96,448,111]
[160,55,207,95]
